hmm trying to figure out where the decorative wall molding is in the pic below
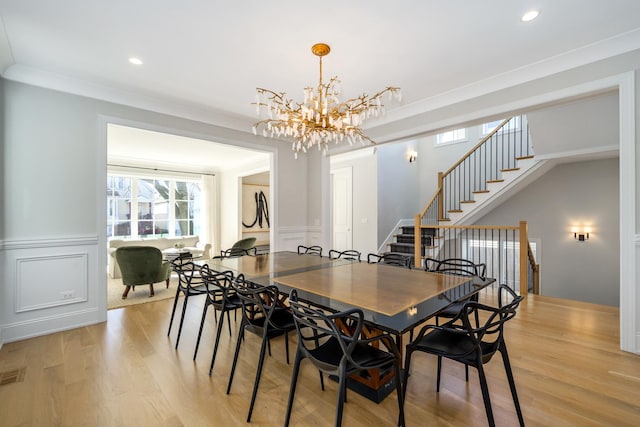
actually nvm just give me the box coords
[15,253,89,312]
[2,235,98,250]
[1,235,104,344]
[2,308,102,343]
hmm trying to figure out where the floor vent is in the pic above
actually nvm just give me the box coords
[0,367,26,386]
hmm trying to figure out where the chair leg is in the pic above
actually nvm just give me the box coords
[436,356,442,392]
[284,350,303,427]
[394,359,406,427]
[121,285,131,299]
[335,363,348,427]
[167,288,182,336]
[148,283,155,297]
[402,348,413,401]
[209,308,228,375]
[174,294,190,349]
[246,332,270,422]
[193,302,209,360]
[284,331,290,364]
[500,345,525,426]
[226,310,233,336]
[477,363,496,427]
[165,278,170,288]
[226,325,245,390]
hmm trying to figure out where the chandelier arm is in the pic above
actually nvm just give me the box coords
[252,43,399,158]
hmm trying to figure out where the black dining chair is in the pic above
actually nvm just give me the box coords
[328,249,362,262]
[425,257,486,324]
[226,276,296,422]
[297,245,323,256]
[367,252,412,269]
[420,258,488,380]
[167,260,208,349]
[285,289,406,427]
[403,285,525,427]
[192,266,242,376]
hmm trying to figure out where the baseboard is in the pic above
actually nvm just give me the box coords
[1,307,105,343]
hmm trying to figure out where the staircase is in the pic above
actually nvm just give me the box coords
[387,226,437,262]
[383,115,542,273]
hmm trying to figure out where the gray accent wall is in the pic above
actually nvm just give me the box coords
[377,141,421,248]
[475,158,620,306]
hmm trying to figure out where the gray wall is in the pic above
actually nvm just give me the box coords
[377,141,421,247]
[476,158,620,306]
[527,91,619,157]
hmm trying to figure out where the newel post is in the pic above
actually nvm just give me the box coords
[519,220,528,297]
[414,215,422,269]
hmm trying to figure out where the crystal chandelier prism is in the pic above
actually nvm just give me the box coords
[252,43,401,158]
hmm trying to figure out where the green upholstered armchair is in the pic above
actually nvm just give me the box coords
[218,237,257,258]
[115,246,171,299]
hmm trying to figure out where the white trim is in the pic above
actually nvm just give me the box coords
[368,28,640,130]
[3,64,251,134]
[1,235,98,250]
[1,308,103,343]
[370,75,630,145]
[618,71,636,353]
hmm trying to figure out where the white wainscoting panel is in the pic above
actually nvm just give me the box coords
[276,226,324,253]
[15,253,88,312]
[1,235,105,343]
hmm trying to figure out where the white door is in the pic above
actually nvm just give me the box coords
[331,167,353,251]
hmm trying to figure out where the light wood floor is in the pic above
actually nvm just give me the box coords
[1,289,639,426]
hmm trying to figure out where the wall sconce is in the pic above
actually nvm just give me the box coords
[572,226,591,242]
[408,151,417,163]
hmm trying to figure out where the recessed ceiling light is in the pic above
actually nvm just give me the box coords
[521,10,539,22]
[128,57,143,65]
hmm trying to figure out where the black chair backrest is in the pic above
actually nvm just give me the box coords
[171,260,205,289]
[288,289,368,370]
[328,249,361,261]
[297,245,323,257]
[425,257,486,279]
[232,275,287,332]
[200,265,236,304]
[367,252,412,269]
[455,285,523,359]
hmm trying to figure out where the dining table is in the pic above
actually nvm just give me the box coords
[203,251,494,402]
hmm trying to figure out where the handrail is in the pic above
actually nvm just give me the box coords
[442,117,512,177]
[419,186,440,218]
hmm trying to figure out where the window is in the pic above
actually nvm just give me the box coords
[482,116,520,135]
[464,238,537,289]
[107,173,202,239]
[436,128,467,145]
[107,176,132,238]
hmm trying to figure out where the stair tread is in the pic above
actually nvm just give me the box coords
[472,190,490,194]
[460,200,476,203]
[448,209,463,213]
[501,167,520,172]
[516,155,534,160]
[487,179,504,183]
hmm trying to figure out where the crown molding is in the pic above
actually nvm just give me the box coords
[1,64,253,134]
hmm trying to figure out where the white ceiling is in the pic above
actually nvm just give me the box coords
[1,1,640,167]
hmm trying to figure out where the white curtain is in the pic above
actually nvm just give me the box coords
[200,174,217,255]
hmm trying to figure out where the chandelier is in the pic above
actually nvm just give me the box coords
[252,43,401,158]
